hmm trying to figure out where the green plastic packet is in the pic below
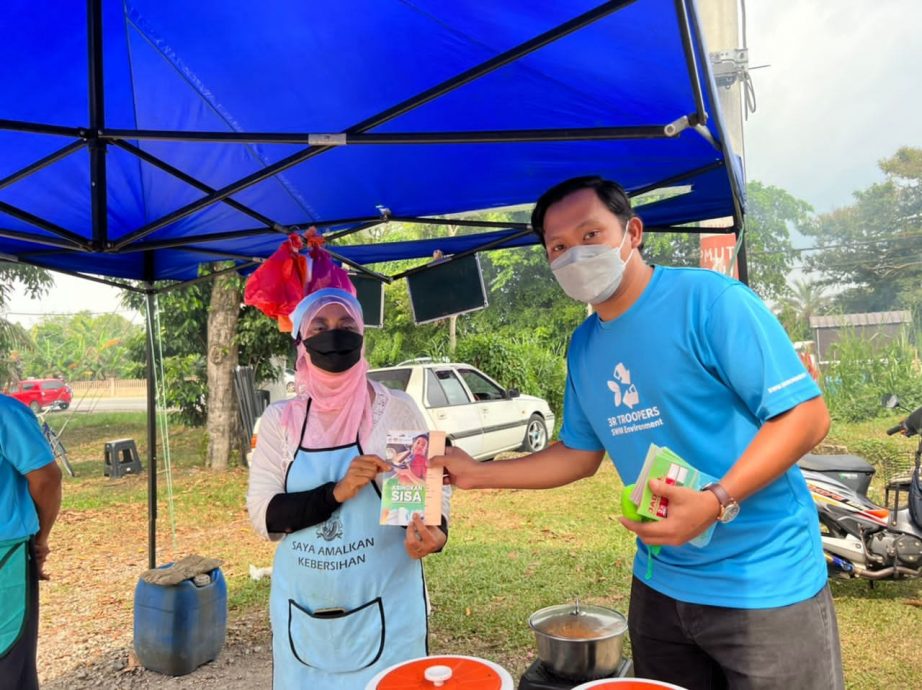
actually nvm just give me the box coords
[621,484,660,579]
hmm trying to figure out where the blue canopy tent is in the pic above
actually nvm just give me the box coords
[1,0,745,566]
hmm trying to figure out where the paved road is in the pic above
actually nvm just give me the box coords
[66,396,148,412]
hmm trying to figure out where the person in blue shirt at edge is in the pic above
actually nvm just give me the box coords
[0,394,62,690]
[433,177,844,690]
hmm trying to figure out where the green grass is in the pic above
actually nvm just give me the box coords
[43,413,922,689]
[46,411,209,510]
[424,466,637,671]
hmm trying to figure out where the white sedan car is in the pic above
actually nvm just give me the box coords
[368,358,555,461]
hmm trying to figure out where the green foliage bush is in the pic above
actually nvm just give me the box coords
[455,332,566,423]
[161,354,207,427]
[821,329,922,422]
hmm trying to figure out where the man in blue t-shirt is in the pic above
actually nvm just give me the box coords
[435,177,843,689]
[0,394,61,690]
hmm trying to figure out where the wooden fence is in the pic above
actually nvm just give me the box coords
[69,379,146,397]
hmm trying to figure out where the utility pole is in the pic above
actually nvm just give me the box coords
[698,0,746,157]
[696,0,749,283]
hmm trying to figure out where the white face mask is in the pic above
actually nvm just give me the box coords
[550,229,634,305]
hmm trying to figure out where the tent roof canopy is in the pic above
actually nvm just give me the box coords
[0,0,744,286]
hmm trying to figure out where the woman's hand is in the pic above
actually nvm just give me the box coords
[404,514,447,560]
[333,455,390,503]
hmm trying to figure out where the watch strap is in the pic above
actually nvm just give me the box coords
[702,482,739,523]
[703,482,731,508]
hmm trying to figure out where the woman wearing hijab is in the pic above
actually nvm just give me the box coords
[247,287,449,689]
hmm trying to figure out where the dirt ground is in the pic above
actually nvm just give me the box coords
[42,611,273,690]
[35,482,280,690]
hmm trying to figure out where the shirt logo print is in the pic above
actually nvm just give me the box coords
[316,515,344,541]
[607,362,640,409]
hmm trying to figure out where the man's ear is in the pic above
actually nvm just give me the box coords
[627,216,644,249]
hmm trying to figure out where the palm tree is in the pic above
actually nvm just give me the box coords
[0,264,52,385]
[781,279,830,328]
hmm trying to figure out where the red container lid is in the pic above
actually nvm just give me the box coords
[366,655,514,689]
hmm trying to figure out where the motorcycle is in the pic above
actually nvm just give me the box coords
[797,396,922,581]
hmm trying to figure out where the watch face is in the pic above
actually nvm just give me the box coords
[720,501,741,523]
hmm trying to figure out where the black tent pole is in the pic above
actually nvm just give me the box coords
[683,0,748,281]
[0,118,84,137]
[0,141,85,192]
[145,287,158,569]
[735,230,750,285]
[0,228,86,251]
[87,0,107,252]
[111,140,283,230]
[673,0,708,127]
[102,124,674,145]
[391,228,536,281]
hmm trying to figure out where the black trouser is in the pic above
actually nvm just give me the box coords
[0,540,39,690]
[628,577,844,690]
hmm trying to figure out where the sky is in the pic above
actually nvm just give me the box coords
[743,0,922,214]
[4,1,921,324]
[5,279,142,329]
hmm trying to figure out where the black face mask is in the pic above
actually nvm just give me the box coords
[303,329,363,373]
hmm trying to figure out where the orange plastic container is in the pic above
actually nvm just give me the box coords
[365,654,514,689]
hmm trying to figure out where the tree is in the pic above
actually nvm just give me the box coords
[474,244,587,344]
[642,180,805,302]
[0,321,31,385]
[802,147,922,321]
[205,269,241,471]
[341,219,481,365]
[124,283,211,426]
[779,279,830,340]
[25,312,142,380]
[0,264,53,385]
[123,269,293,466]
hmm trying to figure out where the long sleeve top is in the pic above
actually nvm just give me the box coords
[247,381,451,541]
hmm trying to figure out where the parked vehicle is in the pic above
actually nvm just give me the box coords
[4,378,73,413]
[798,395,922,581]
[246,359,556,464]
[368,358,556,461]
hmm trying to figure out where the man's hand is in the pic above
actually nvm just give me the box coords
[429,446,483,490]
[432,443,604,490]
[33,540,51,580]
[404,513,447,560]
[333,455,390,503]
[619,479,721,546]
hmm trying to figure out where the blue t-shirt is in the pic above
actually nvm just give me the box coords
[0,394,55,541]
[561,266,826,608]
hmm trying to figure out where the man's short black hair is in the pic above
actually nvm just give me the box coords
[531,176,634,239]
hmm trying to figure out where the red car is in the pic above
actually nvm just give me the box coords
[4,378,73,413]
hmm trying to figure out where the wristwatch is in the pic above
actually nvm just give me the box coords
[701,482,740,524]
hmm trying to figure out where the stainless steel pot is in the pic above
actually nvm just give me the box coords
[528,601,628,681]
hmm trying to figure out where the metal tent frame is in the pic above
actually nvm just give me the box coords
[1,0,746,567]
